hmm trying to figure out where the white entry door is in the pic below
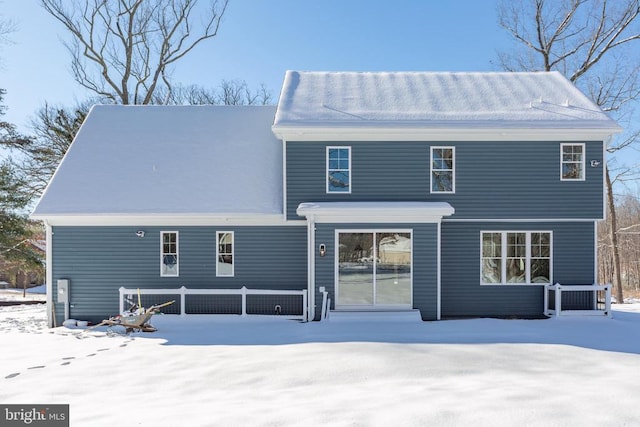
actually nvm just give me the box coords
[336,231,412,309]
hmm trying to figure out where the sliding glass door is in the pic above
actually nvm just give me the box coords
[336,231,412,308]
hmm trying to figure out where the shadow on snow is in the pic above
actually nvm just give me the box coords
[146,309,640,355]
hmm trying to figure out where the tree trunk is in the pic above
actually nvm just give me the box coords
[606,167,625,303]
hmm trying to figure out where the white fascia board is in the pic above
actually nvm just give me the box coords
[444,218,603,222]
[32,213,303,227]
[273,126,622,142]
[297,202,455,224]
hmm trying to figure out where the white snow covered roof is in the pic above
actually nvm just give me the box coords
[32,105,282,223]
[272,71,622,141]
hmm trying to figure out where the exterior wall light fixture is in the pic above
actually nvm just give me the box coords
[319,244,326,257]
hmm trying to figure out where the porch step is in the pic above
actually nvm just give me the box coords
[328,310,422,322]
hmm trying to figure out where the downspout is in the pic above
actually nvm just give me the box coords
[44,221,54,327]
[594,221,599,309]
[594,221,598,284]
[437,221,442,320]
[307,216,316,321]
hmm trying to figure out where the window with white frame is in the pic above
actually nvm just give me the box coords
[431,147,455,193]
[216,231,234,277]
[561,143,585,180]
[161,231,179,277]
[327,146,351,193]
[481,231,551,285]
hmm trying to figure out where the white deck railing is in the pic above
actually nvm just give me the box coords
[119,286,308,321]
[543,283,612,318]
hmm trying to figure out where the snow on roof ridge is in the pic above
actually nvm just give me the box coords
[274,70,619,130]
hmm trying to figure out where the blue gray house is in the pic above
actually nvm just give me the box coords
[32,71,621,326]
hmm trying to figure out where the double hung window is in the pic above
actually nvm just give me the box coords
[431,147,455,193]
[216,231,234,277]
[161,231,179,276]
[561,143,585,180]
[481,231,551,285]
[327,146,351,193]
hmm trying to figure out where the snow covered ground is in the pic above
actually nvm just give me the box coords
[1,296,640,426]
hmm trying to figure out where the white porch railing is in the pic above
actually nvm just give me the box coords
[543,283,612,318]
[119,286,308,321]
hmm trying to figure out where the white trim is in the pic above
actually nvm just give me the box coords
[479,230,553,286]
[160,231,179,277]
[594,221,598,284]
[444,218,602,222]
[297,201,455,224]
[560,143,586,181]
[307,218,316,321]
[334,229,413,310]
[45,221,54,327]
[282,138,288,222]
[430,146,455,194]
[31,214,299,227]
[272,126,621,142]
[326,146,352,194]
[436,221,442,320]
[603,137,609,221]
[216,231,234,277]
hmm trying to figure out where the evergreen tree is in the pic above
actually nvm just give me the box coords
[0,89,42,269]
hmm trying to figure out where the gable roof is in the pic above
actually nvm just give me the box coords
[32,105,283,224]
[272,71,622,141]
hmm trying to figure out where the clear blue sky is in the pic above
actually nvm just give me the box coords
[0,0,509,131]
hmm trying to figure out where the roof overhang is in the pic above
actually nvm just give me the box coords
[296,201,455,223]
[31,213,297,227]
[272,125,622,142]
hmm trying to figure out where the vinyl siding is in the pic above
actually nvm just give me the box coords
[51,225,307,324]
[440,221,596,318]
[286,141,604,220]
[314,222,439,320]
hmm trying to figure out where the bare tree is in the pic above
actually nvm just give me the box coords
[159,80,273,105]
[41,0,229,105]
[22,101,95,195]
[497,0,640,302]
[0,10,15,46]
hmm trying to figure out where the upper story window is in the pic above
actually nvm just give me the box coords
[431,147,455,193]
[561,143,585,180]
[481,231,551,285]
[327,146,351,193]
[216,231,234,277]
[161,231,179,277]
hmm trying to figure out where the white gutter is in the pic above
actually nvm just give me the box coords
[29,213,294,227]
[44,221,54,327]
[437,221,442,320]
[273,125,622,142]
